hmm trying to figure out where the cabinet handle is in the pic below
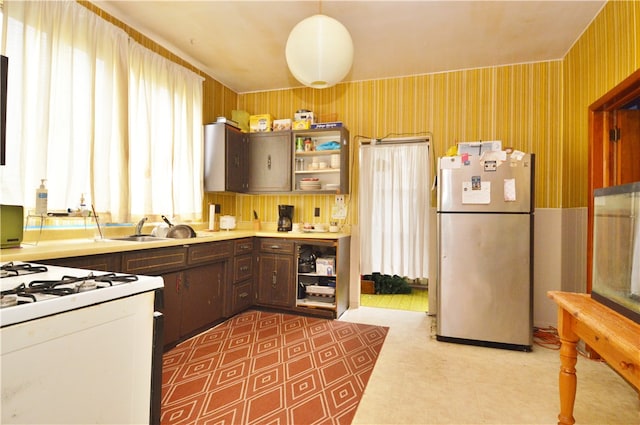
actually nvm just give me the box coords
[240,266,249,272]
[270,245,281,250]
[272,270,277,287]
[267,155,272,170]
[240,244,251,250]
[176,275,181,293]
[239,292,249,299]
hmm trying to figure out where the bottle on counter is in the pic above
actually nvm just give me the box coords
[35,179,48,215]
[79,193,89,217]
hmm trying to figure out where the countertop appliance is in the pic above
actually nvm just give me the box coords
[0,261,164,424]
[436,152,534,351]
[278,204,294,232]
[0,204,23,248]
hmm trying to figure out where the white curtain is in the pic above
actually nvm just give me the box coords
[0,1,129,220]
[359,143,431,279]
[128,42,204,221]
[0,1,204,222]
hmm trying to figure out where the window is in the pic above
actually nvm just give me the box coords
[0,1,203,223]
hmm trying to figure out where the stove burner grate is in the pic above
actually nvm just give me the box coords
[28,272,139,293]
[1,262,48,278]
[1,283,38,307]
[0,272,139,308]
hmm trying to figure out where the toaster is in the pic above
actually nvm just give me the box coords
[1,204,24,248]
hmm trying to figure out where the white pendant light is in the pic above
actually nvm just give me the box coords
[285,14,353,89]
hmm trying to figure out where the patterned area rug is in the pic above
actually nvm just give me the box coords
[161,310,389,424]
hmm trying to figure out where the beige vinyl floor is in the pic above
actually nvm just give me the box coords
[340,306,640,425]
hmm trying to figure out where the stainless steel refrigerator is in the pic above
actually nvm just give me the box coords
[436,152,534,351]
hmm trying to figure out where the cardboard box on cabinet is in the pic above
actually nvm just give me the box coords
[294,111,315,123]
[249,114,273,132]
[273,118,292,131]
[293,120,311,130]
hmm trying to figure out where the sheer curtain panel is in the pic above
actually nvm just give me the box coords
[128,42,204,221]
[0,1,129,220]
[359,142,431,279]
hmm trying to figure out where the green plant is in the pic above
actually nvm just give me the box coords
[363,273,412,294]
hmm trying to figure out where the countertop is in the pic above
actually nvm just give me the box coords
[0,229,351,263]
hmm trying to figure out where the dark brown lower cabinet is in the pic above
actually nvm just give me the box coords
[256,239,295,307]
[180,261,225,334]
[159,263,229,348]
[160,271,183,347]
[36,235,349,347]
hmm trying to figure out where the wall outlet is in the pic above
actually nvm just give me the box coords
[335,195,345,205]
[314,207,320,217]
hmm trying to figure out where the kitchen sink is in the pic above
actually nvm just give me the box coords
[109,235,169,242]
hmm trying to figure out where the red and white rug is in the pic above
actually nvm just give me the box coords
[161,309,389,424]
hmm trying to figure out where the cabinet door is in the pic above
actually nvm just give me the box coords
[292,127,349,194]
[226,126,248,192]
[248,132,292,192]
[160,271,183,347]
[181,261,225,335]
[258,253,294,307]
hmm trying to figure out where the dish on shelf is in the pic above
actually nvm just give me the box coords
[300,177,321,190]
[300,184,321,191]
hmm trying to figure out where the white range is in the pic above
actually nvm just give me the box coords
[0,261,164,424]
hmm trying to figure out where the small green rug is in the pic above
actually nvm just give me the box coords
[360,288,428,312]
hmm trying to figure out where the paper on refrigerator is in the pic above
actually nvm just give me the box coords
[462,181,491,204]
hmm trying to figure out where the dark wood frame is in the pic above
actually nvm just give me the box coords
[587,68,640,292]
[1,55,8,166]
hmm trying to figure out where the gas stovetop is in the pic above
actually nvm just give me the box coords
[0,261,163,327]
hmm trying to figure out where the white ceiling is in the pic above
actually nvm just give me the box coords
[92,1,606,93]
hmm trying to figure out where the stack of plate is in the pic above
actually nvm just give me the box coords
[300,178,321,190]
[324,183,340,190]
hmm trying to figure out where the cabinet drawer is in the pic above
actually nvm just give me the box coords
[41,253,121,272]
[233,254,253,282]
[188,241,233,265]
[258,238,295,254]
[230,279,253,316]
[234,238,254,255]
[121,246,187,275]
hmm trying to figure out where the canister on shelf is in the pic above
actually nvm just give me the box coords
[304,137,313,151]
[296,137,304,152]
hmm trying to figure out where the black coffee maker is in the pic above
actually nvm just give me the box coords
[277,205,294,232]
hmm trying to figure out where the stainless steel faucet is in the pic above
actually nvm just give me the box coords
[135,217,148,235]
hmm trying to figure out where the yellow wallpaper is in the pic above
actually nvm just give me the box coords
[233,61,563,223]
[562,0,640,208]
